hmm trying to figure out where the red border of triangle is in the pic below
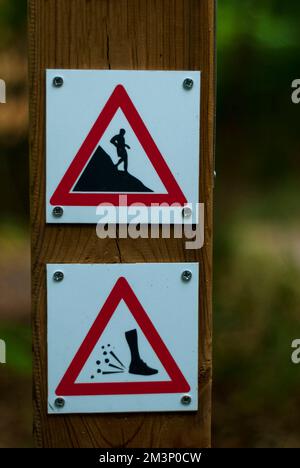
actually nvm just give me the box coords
[56,277,190,396]
[50,85,187,206]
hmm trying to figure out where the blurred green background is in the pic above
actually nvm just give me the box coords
[0,0,300,448]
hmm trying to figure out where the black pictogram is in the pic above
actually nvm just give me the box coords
[125,329,158,376]
[89,329,158,380]
[110,129,130,173]
[73,131,153,193]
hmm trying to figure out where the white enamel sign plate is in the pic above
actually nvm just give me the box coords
[47,263,199,414]
[46,70,201,224]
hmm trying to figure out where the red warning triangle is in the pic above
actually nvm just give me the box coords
[56,277,190,396]
[50,84,186,207]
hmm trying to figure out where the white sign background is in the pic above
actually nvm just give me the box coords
[46,70,201,224]
[47,263,199,414]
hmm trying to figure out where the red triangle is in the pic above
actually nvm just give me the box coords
[56,277,190,396]
[50,85,187,207]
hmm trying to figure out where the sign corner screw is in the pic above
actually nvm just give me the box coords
[55,397,65,409]
[182,270,192,282]
[53,76,64,88]
[182,206,192,218]
[181,395,192,406]
[183,78,194,90]
[52,206,64,218]
[53,271,64,283]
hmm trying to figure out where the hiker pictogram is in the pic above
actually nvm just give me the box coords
[73,131,153,193]
[110,128,130,173]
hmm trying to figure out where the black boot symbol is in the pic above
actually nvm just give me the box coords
[125,329,158,376]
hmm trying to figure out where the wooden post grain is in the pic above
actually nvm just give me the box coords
[29,0,215,448]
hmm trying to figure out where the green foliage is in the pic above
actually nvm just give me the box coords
[214,1,300,445]
[0,0,27,49]
[214,208,300,446]
[0,323,31,374]
[219,1,300,50]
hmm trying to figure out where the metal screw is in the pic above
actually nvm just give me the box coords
[182,270,192,282]
[53,76,64,88]
[55,397,65,409]
[181,395,192,406]
[53,271,64,283]
[52,206,64,218]
[183,78,194,90]
[182,206,192,218]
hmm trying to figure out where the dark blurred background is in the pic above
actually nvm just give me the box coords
[0,0,300,448]
[0,0,31,448]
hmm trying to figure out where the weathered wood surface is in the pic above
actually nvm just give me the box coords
[29,0,215,448]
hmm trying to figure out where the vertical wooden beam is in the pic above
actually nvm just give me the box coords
[29,0,215,448]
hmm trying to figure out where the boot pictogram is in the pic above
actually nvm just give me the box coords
[125,329,158,376]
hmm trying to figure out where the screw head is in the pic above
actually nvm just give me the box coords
[55,397,65,409]
[182,206,192,218]
[53,76,64,88]
[53,271,64,283]
[183,78,194,90]
[52,206,64,218]
[182,270,192,282]
[181,395,192,406]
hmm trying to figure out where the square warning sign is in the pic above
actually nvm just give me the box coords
[46,70,201,224]
[47,263,199,414]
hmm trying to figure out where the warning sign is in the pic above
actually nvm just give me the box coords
[50,85,186,207]
[46,70,201,224]
[47,263,198,414]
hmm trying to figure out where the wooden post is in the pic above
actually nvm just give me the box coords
[29,0,215,448]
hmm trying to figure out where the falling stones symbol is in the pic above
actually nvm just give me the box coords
[89,329,158,380]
